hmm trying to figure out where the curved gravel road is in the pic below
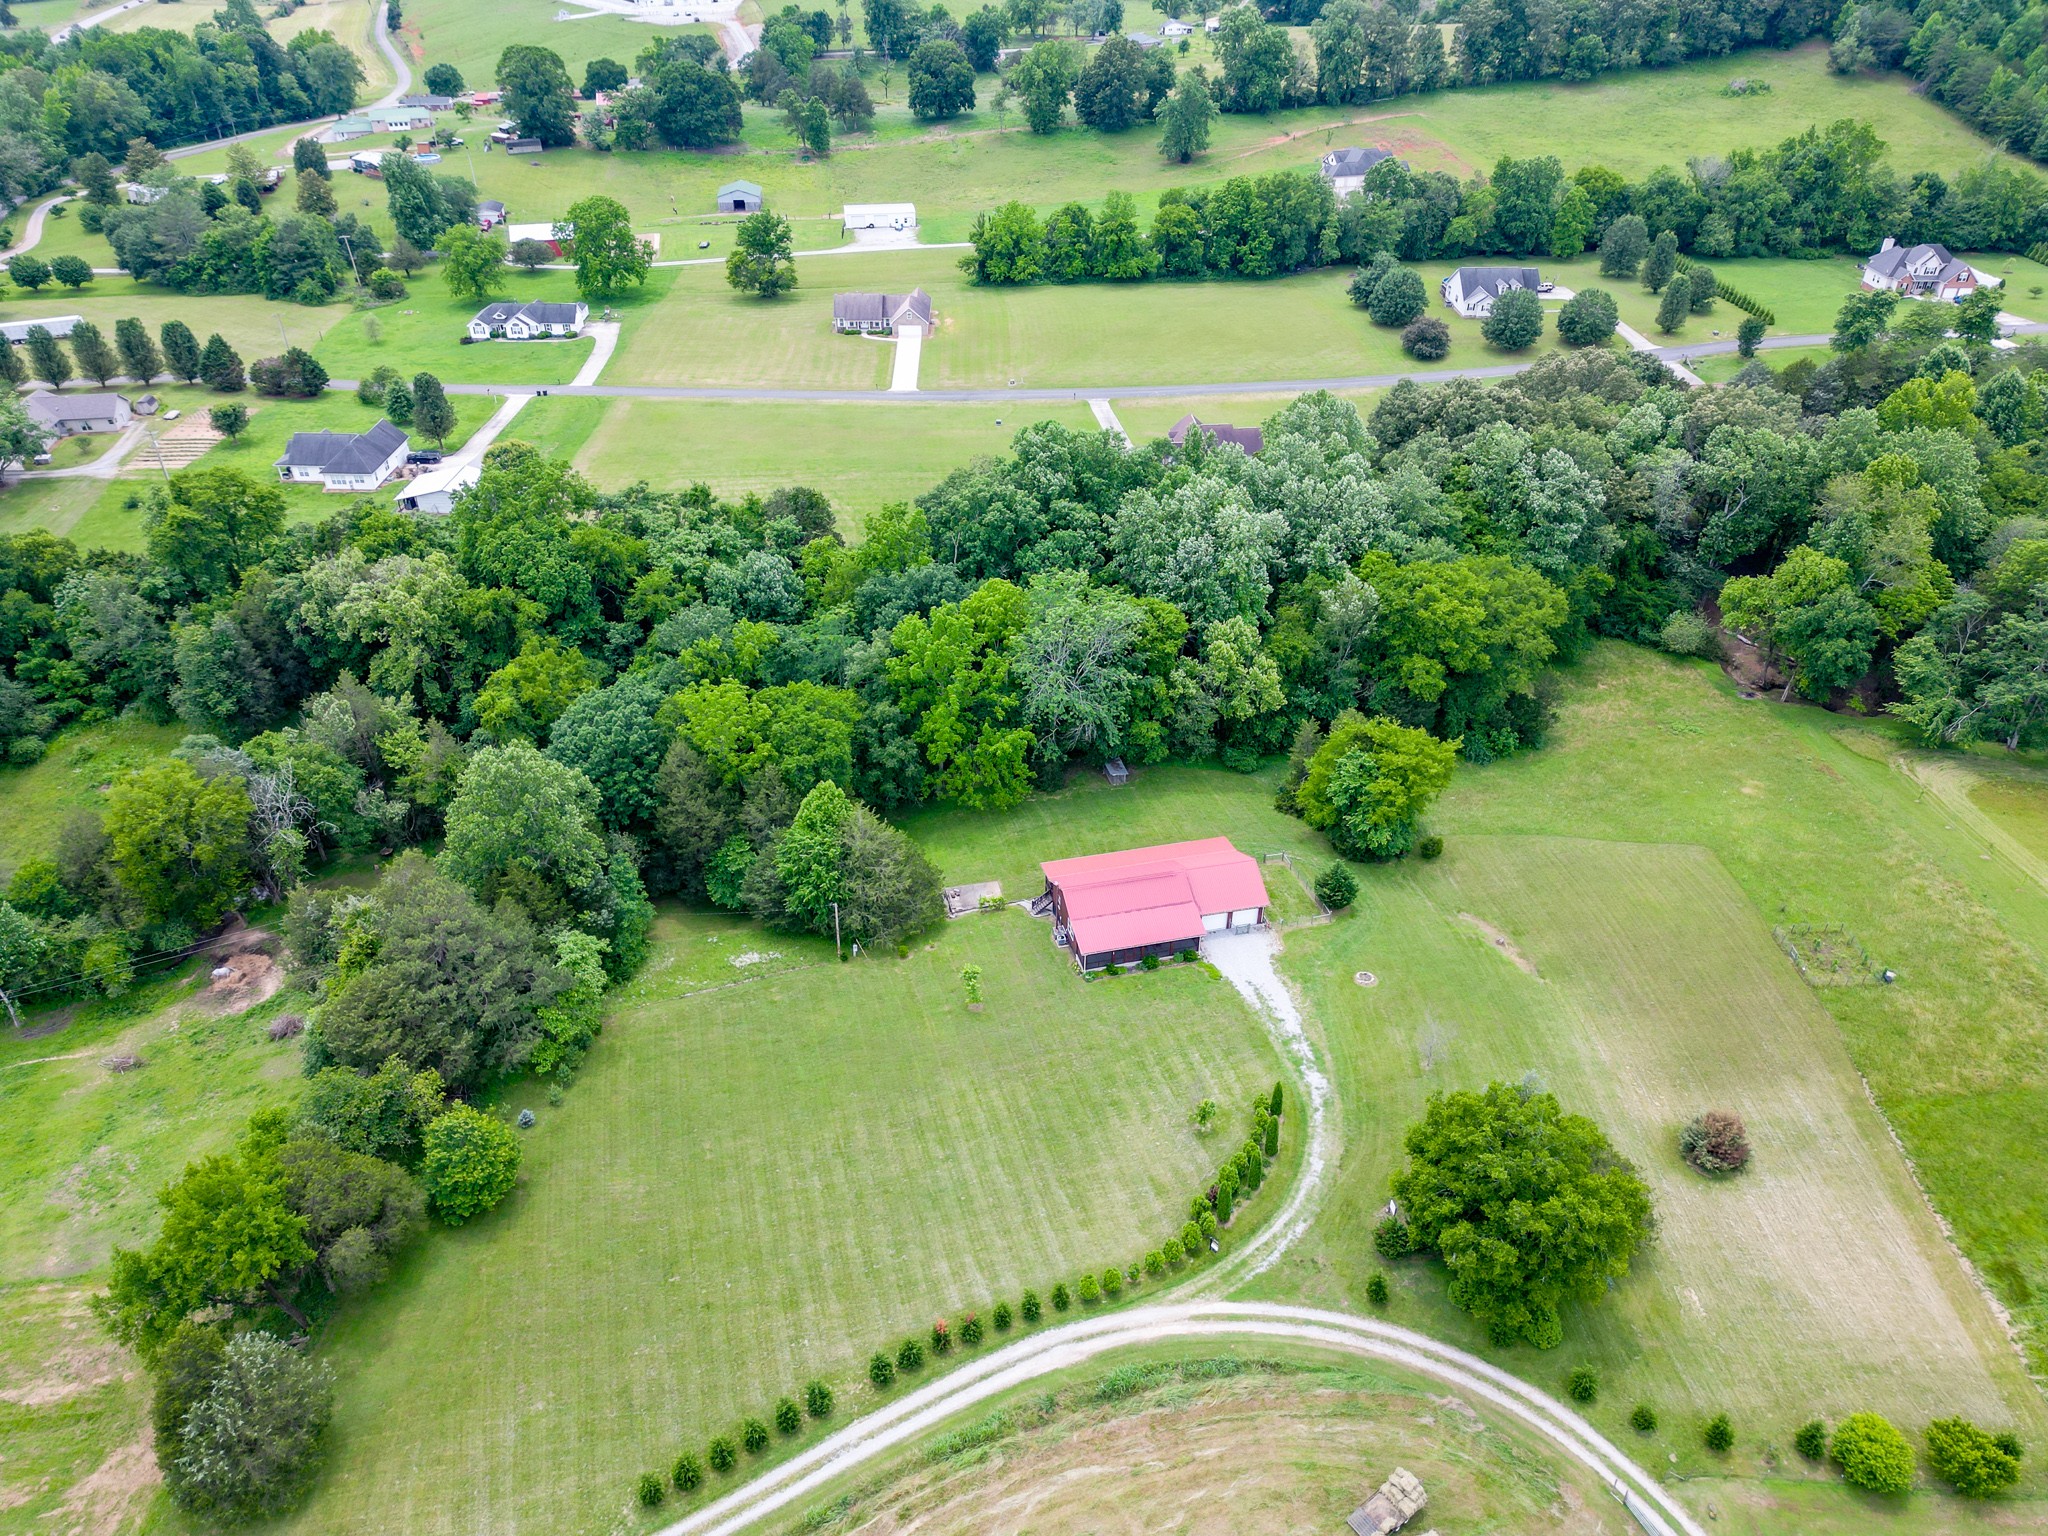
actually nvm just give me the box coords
[649,1301,1710,1536]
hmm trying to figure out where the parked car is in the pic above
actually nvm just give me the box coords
[407,450,444,465]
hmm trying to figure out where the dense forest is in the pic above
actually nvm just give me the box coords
[1834,0,2048,169]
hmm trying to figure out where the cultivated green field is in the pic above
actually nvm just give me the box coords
[276,907,1286,1536]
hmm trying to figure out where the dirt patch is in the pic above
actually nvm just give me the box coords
[56,1432,157,1536]
[1457,913,1540,978]
[190,925,283,1017]
[0,1335,131,1408]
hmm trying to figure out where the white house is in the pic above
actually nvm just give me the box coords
[1204,14,1222,31]
[25,391,130,437]
[1319,145,1395,201]
[273,420,410,492]
[1160,17,1193,34]
[505,221,571,256]
[120,181,169,205]
[393,460,478,515]
[1861,239,1981,303]
[466,299,588,340]
[0,316,83,343]
[348,148,392,176]
[1442,265,1540,319]
[842,202,917,235]
[477,199,508,230]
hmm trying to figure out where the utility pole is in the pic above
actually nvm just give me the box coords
[832,901,842,961]
[338,231,363,286]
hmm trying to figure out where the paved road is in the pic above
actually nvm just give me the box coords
[648,1302,1710,1536]
[49,0,150,41]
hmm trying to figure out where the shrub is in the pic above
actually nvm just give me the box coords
[1270,1081,1284,1117]
[420,1104,520,1224]
[1416,834,1444,860]
[1793,1419,1828,1461]
[1197,1209,1217,1240]
[1401,316,1450,360]
[868,1352,895,1389]
[1925,1416,2023,1498]
[1365,1271,1389,1305]
[1101,1267,1123,1298]
[992,1299,1013,1331]
[930,1318,951,1354]
[1368,266,1428,327]
[774,1396,801,1434]
[959,1313,984,1346]
[741,1417,769,1453]
[1833,1413,1914,1494]
[1702,1413,1735,1453]
[1659,610,1720,660]
[707,1436,737,1472]
[1264,1118,1279,1156]
[805,1380,833,1418]
[1051,1282,1070,1312]
[672,1451,702,1491]
[637,1472,665,1506]
[1181,1220,1204,1255]
[1020,1289,1041,1323]
[1140,951,1160,970]
[1679,1110,1752,1174]
[896,1338,925,1372]
[366,267,407,300]
[1163,1236,1185,1266]
[1144,1249,1165,1277]
[1314,861,1358,910]
[1566,1366,1598,1404]
[1631,1404,1658,1434]
[1373,1216,1416,1258]
[1076,1273,1101,1304]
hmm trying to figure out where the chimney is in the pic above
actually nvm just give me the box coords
[1880,237,1896,252]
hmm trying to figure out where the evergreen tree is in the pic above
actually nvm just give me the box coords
[22,324,69,386]
[0,339,24,388]
[68,320,118,386]
[199,334,246,391]
[411,372,456,445]
[1654,274,1692,333]
[161,320,203,383]
[1686,263,1716,312]
[116,317,163,383]
[1641,229,1678,293]
[292,136,330,179]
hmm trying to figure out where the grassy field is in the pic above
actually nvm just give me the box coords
[0,719,185,878]
[788,1345,1631,1536]
[0,962,307,1535]
[1242,647,2048,1490]
[102,0,398,95]
[554,396,1100,532]
[308,267,632,385]
[276,907,1286,1536]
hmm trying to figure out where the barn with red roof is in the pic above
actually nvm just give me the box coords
[1038,837,1270,971]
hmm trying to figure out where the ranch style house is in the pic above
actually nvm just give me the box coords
[1037,837,1269,971]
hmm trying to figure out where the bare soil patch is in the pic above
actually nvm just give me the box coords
[1456,913,1540,978]
[191,925,284,1017]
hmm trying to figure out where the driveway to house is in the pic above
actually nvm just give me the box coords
[0,194,73,260]
[9,421,147,481]
[648,1301,1710,1536]
[886,327,922,392]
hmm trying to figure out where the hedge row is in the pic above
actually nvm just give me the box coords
[1673,255,1776,325]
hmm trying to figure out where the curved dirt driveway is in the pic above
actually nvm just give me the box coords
[650,1302,1709,1536]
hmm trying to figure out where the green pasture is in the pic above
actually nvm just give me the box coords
[278,907,1285,1536]
[0,718,185,878]
[554,396,1099,533]
[102,0,398,95]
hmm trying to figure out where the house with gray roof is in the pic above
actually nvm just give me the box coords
[1,316,82,344]
[1168,414,1262,456]
[1442,265,1540,319]
[1320,145,1398,200]
[274,420,410,492]
[398,93,455,110]
[25,391,130,437]
[466,299,589,340]
[832,288,932,336]
[1862,238,1980,303]
[477,199,508,229]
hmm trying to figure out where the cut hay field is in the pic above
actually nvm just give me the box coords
[1258,645,2048,1509]
[275,908,1286,1536]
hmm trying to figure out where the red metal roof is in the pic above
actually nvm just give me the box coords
[1042,838,1269,956]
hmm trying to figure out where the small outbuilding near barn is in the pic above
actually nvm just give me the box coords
[1039,837,1268,971]
[718,179,763,213]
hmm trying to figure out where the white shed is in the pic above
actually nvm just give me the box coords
[842,202,917,234]
[394,460,479,515]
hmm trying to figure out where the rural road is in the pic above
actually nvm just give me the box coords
[648,1302,1711,1536]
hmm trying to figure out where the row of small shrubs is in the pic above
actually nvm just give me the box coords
[636,1380,835,1507]
[1673,254,1777,324]
[639,1087,1286,1512]
[1551,1377,2024,1501]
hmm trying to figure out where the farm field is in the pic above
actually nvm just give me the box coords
[555,396,1100,531]
[102,0,398,94]
[1255,646,2048,1477]
[275,907,1286,1536]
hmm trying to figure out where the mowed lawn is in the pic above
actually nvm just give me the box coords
[559,397,1099,533]
[609,252,1566,390]
[281,908,1285,1536]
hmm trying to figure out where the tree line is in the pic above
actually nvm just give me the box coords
[1833,0,2048,168]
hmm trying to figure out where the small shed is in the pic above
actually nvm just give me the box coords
[507,137,544,155]
[718,179,763,213]
[1103,759,1130,785]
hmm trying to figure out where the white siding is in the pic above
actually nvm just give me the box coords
[1202,911,1228,933]
[1229,907,1261,929]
